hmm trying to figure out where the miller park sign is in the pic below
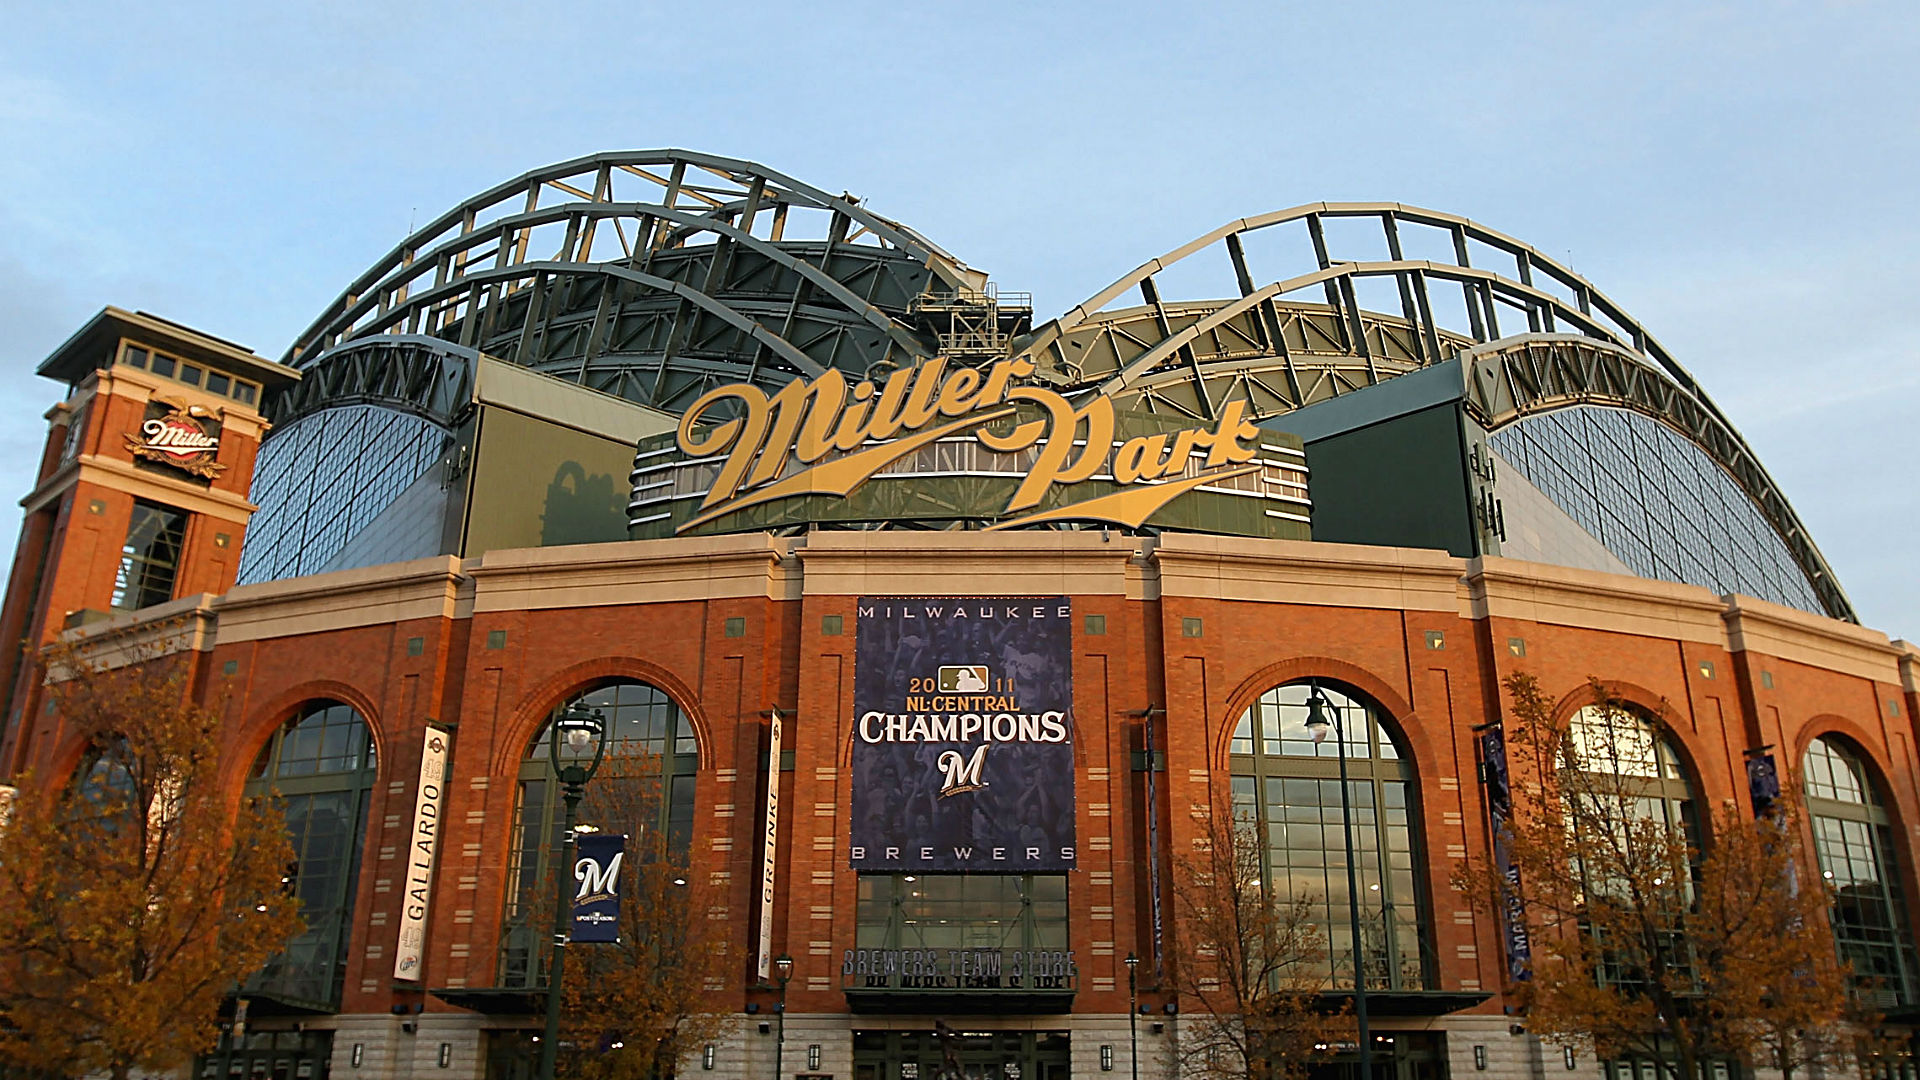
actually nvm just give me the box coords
[627,356,1312,538]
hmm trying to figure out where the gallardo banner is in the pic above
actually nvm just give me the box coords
[851,597,1075,872]
[571,833,626,944]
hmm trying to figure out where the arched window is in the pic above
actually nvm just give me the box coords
[1563,704,1697,830]
[243,701,378,1010]
[1228,682,1430,990]
[1802,736,1919,1007]
[498,680,698,988]
[71,739,136,806]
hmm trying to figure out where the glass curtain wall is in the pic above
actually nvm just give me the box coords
[1802,736,1920,1007]
[244,702,378,1009]
[855,875,1069,951]
[1228,683,1430,990]
[112,500,188,611]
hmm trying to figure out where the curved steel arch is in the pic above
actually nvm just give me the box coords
[1460,333,1854,622]
[1020,204,1850,621]
[1024,202,1719,416]
[283,150,983,412]
[267,335,480,431]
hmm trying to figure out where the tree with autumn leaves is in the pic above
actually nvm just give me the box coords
[1461,674,1861,1080]
[545,754,733,1080]
[0,635,303,1080]
[1171,804,1353,1080]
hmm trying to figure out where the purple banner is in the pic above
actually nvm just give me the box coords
[1479,725,1530,982]
[850,597,1076,872]
[571,833,625,943]
[1747,752,1781,818]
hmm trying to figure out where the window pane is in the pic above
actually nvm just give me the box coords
[111,501,188,611]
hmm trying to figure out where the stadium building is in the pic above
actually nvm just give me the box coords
[3,150,1916,1080]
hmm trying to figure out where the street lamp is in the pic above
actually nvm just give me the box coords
[537,701,609,1080]
[1303,681,1371,1080]
[1124,951,1140,1080]
[772,954,794,1080]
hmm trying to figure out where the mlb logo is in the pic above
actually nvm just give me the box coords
[938,665,990,693]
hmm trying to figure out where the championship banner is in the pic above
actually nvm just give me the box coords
[393,725,450,980]
[571,833,626,944]
[850,596,1076,872]
[1479,725,1531,982]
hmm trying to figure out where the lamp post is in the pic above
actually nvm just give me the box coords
[1124,951,1140,1080]
[1304,682,1371,1080]
[772,954,794,1080]
[537,701,609,1080]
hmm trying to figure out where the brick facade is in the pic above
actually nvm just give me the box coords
[24,530,1920,1080]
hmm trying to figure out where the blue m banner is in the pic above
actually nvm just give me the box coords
[571,833,626,944]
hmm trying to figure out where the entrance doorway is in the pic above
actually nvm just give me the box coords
[1307,1031,1447,1080]
[195,1030,333,1080]
[854,1031,1069,1080]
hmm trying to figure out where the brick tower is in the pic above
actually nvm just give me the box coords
[0,307,297,776]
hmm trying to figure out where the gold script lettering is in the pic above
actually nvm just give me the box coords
[669,358,1267,533]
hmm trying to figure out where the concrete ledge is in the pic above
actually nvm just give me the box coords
[1724,593,1902,685]
[1465,556,1727,643]
[796,530,1139,598]
[1153,533,1463,612]
[469,533,797,609]
[214,555,467,642]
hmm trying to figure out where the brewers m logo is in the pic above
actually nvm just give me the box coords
[936,744,991,797]
[125,398,225,479]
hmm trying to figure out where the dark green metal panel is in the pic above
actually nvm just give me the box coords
[1301,403,1475,558]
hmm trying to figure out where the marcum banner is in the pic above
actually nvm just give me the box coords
[850,597,1076,872]
[1479,724,1531,982]
[571,833,626,944]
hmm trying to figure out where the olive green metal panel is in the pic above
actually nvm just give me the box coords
[465,406,638,555]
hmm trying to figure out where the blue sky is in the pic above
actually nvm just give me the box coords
[2,1,1915,635]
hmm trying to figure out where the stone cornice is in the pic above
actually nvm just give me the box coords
[468,534,796,610]
[1724,594,1903,685]
[213,556,467,643]
[1151,533,1462,611]
[1465,556,1728,644]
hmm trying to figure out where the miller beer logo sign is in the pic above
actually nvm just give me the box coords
[674,356,1264,531]
[126,400,224,479]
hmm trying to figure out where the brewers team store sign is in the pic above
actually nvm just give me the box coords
[850,597,1075,871]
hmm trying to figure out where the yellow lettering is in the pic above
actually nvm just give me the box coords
[976,358,1035,408]
[672,364,1259,535]
[1162,428,1204,477]
[1112,433,1173,484]
[996,389,1115,513]
[678,383,769,509]
[866,364,928,441]
[936,367,985,416]
[747,370,847,486]
[898,358,946,431]
[829,380,879,452]
[1200,400,1261,468]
